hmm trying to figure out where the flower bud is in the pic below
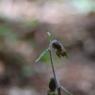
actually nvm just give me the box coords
[49,78,57,91]
[51,40,67,58]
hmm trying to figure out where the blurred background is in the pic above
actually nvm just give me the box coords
[0,0,95,95]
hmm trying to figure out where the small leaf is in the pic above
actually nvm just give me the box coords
[35,48,48,62]
[47,32,54,42]
[47,32,52,37]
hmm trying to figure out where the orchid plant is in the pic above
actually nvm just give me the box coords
[35,32,73,95]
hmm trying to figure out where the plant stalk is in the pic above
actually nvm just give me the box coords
[48,49,61,95]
